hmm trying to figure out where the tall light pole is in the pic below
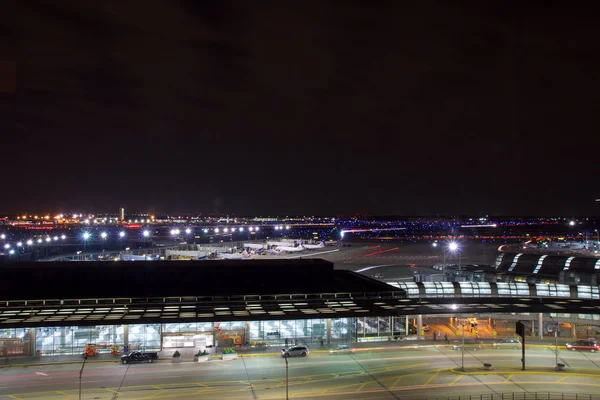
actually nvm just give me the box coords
[82,232,90,260]
[284,354,289,399]
[461,320,465,371]
[448,241,460,274]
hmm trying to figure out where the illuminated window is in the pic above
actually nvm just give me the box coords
[563,256,575,271]
[533,255,548,274]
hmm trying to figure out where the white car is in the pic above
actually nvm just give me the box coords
[329,344,355,354]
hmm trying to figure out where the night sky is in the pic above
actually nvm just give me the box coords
[1,1,598,216]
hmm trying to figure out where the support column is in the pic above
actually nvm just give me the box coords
[28,328,36,357]
[417,315,423,340]
[363,317,366,338]
[326,318,332,345]
[123,324,129,347]
[571,324,577,338]
[390,316,394,336]
[405,315,409,336]
[376,317,380,337]
[531,320,535,338]
[538,313,543,340]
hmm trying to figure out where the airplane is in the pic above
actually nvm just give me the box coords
[219,250,251,260]
[303,241,325,250]
[244,243,265,251]
[268,241,296,248]
[275,244,304,253]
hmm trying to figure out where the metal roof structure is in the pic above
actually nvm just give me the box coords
[0,260,599,329]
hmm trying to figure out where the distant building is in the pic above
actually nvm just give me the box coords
[119,205,125,221]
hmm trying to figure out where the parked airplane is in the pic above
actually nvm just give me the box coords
[303,241,325,250]
[275,244,304,253]
[219,250,250,260]
[244,243,265,250]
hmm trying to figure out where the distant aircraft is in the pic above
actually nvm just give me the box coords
[219,250,250,260]
[268,241,296,248]
[275,244,304,253]
[303,241,325,250]
[244,243,264,251]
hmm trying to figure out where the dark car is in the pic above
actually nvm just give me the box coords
[281,346,309,357]
[566,340,600,352]
[121,351,153,364]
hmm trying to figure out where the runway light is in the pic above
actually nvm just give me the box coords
[255,227,259,232]
[239,227,244,232]
[45,237,51,243]
[26,240,33,246]
[61,234,66,240]
[16,242,22,247]
[249,227,254,232]
[185,228,191,234]
[432,242,438,247]
[53,236,58,241]
[569,221,576,226]
[83,232,91,240]
[0,234,5,239]
[231,227,236,232]
[8,249,14,255]
[101,232,108,239]
[203,229,208,233]
[224,228,229,233]
[143,230,150,237]
[119,231,126,238]
[3,244,9,249]
[37,239,43,244]
[215,228,220,233]
[286,225,290,230]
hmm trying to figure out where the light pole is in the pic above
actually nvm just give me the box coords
[549,316,559,369]
[284,354,289,399]
[82,232,90,260]
[461,320,465,371]
[448,241,461,274]
[79,355,88,400]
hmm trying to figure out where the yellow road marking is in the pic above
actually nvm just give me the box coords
[423,369,441,386]
[556,375,571,383]
[450,375,463,385]
[503,374,513,383]
[355,382,367,392]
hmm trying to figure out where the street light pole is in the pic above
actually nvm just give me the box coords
[461,321,465,371]
[285,355,289,400]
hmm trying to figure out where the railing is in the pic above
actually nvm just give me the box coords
[427,393,600,400]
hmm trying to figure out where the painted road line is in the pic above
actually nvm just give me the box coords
[449,375,463,385]
[286,249,340,259]
[423,369,441,386]
[503,374,513,383]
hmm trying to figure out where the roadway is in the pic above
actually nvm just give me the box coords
[2,345,600,399]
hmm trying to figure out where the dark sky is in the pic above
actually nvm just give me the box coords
[1,1,598,216]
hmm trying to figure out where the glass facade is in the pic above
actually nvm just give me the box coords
[3,318,356,355]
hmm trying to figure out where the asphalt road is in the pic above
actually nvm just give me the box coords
[2,346,600,399]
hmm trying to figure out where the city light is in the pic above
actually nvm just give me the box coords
[224,228,229,233]
[448,242,459,252]
[0,234,5,239]
[53,236,58,241]
[203,229,208,233]
[255,227,259,231]
[119,231,126,238]
[231,227,236,232]
[432,242,438,247]
[249,227,254,232]
[83,232,91,240]
[37,239,43,244]
[239,227,244,232]
[569,221,576,226]
[185,228,191,234]
[143,230,150,237]
[61,234,66,240]
[215,228,220,233]
[3,244,9,249]
[101,232,108,239]
[286,225,290,230]
[16,242,22,247]
[8,249,14,255]
[26,240,33,246]
[45,237,51,243]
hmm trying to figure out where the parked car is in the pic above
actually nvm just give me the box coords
[566,340,600,352]
[492,339,522,350]
[121,351,154,364]
[281,346,309,357]
[329,344,354,354]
